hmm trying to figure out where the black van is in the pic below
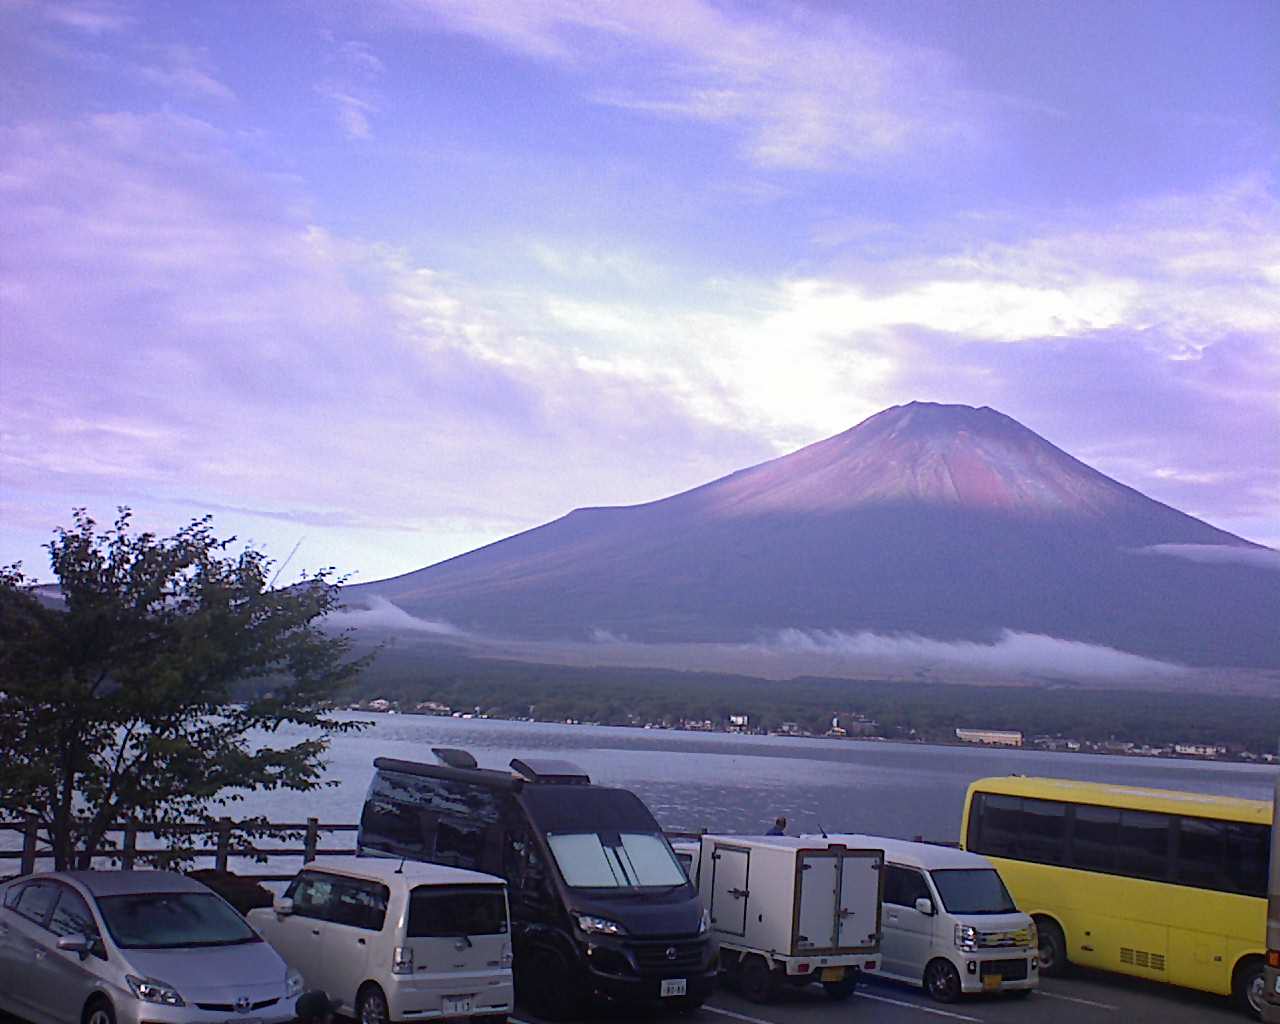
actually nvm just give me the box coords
[357,750,718,1019]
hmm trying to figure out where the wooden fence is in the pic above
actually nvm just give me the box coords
[0,817,359,881]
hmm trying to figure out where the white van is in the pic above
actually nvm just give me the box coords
[810,835,1037,1003]
[250,857,513,1023]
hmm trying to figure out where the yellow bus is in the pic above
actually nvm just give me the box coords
[961,776,1268,1016]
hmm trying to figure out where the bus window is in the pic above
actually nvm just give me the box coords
[1021,798,1067,864]
[1225,822,1268,898]
[1115,810,1170,881]
[976,794,1021,857]
[1174,817,1225,890]
[1070,805,1119,873]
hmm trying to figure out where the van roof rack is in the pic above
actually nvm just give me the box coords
[432,747,478,769]
[509,758,591,784]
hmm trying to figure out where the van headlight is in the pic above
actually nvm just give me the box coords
[285,968,304,997]
[1027,920,1037,950]
[576,914,627,936]
[698,908,711,935]
[126,975,185,1006]
[954,924,978,953]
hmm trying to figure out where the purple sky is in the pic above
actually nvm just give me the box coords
[2,0,1278,584]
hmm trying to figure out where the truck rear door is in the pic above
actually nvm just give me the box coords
[709,844,750,936]
[837,850,883,950]
[797,853,840,950]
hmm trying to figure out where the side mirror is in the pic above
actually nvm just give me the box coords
[56,934,91,958]
[914,897,934,916]
[273,896,294,916]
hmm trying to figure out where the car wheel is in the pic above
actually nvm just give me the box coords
[518,947,589,1020]
[822,969,860,1000]
[83,998,116,1024]
[356,982,392,1024]
[739,954,779,1004]
[1035,917,1069,977]
[924,959,962,1003]
[1233,956,1265,1018]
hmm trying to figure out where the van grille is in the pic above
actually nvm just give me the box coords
[978,928,1031,948]
[1120,947,1165,972]
[979,958,1028,981]
[630,939,706,975]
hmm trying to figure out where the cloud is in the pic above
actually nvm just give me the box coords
[135,45,236,101]
[327,595,463,635]
[42,1,130,34]
[764,628,1184,679]
[1133,544,1280,571]
[382,0,980,170]
[315,84,377,139]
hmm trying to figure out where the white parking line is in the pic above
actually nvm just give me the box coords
[856,990,985,1022]
[703,1006,778,1024]
[1034,989,1118,1010]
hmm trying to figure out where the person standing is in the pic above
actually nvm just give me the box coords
[766,816,787,835]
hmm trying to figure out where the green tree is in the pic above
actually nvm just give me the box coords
[0,509,371,870]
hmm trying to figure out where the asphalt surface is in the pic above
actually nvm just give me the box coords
[0,969,1247,1024]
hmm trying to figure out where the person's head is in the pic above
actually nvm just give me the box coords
[774,816,787,830]
[295,990,336,1024]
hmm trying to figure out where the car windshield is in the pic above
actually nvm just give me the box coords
[547,831,687,889]
[97,892,260,949]
[929,868,1017,915]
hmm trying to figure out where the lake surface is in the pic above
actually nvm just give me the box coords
[241,714,1277,841]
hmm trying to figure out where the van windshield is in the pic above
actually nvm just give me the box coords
[547,831,687,889]
[929,868,1017,915]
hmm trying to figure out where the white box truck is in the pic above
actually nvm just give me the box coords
[694,835,884,1003]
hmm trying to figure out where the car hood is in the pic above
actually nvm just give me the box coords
[120,941,288,998]
[568,890,704,938]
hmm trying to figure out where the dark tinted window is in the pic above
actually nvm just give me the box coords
[359,771,504,863]
[97,893,258,949]
[435,817,485,869]
[1225,823,1268,898]
[329,877,389,931]
[1020,799,1068,864]
[1116,811,1170,880]
[48,887,100,939]
[1071,805,1119,872]
[1174,817,1225,890]
[973,794,1021,858]
[883,866,931,908]
[10,881,58,926]
[407,885,508,937]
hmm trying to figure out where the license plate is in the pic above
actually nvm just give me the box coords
[820,967,846,982]
[982,974,1002,991]
[442,996,474,1015]
[660,978,687,997]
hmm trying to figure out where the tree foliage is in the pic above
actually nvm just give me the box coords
[0,509,372,869]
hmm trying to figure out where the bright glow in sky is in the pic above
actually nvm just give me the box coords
[2,0,1278,582]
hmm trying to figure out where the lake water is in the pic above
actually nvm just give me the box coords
[241,713,1277,841]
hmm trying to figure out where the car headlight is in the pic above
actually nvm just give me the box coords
[286,968,304,997]
[698,907,711,935]
[1027,920,1038,949]
[954,924,978,953]
[576,914,627,936]
[126,975,185,1006]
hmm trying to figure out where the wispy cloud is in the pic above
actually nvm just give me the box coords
[315,84,377,139]
[1133,544,1280,571]
[384,0,980,170]
[42,1,130,35]
[327,595,463,635]
[135,44,236,101]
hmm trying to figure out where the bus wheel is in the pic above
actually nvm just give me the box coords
[924,959,962,1003]
[739,955,780,1004]
[1233,956,1265,1018]
[1035,917,1068,977]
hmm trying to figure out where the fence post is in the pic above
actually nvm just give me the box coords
[215,817,232,873]
[20,815,38,875]
[304,817,319,863]
[122,820,138,870]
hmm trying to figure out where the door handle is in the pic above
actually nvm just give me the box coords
[357,938,366,945]
[729,888,749,899]
[311,928,321,936]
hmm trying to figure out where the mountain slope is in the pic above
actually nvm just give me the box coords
[349,403,1279,669]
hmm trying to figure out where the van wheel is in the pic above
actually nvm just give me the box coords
[924,959,962,1003]
[1035,917,1068,977]
[739,955,779,1004]
[1233,956,1265,1018]
[822,969,860,1000]
[520,947,589,1020]
[356,982,391,1024]
[83,997,116,1024]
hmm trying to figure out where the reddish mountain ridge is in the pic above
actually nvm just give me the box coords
[350,403,1277,670]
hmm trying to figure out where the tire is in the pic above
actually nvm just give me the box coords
[822,969,860,1000]
[356,982,392,1024]
[1035,917,1069,977]
[670,994,707,1013]
[1233,956,1266,1019]
[83,998,116,1024]
[517,946,589,1020]
[924,959,962,1003]
[739,954,780,1004]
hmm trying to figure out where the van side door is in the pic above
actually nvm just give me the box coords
[881,865,935,982]
[271,870,338,988]
[318,876,386,1013]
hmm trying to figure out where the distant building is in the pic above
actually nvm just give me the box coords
[727,713,750,733]
[368,698,392,712]
[1173,743,1227,757]
[956,728,1023,747]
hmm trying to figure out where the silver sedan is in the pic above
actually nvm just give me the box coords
[0,870,302,1024]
